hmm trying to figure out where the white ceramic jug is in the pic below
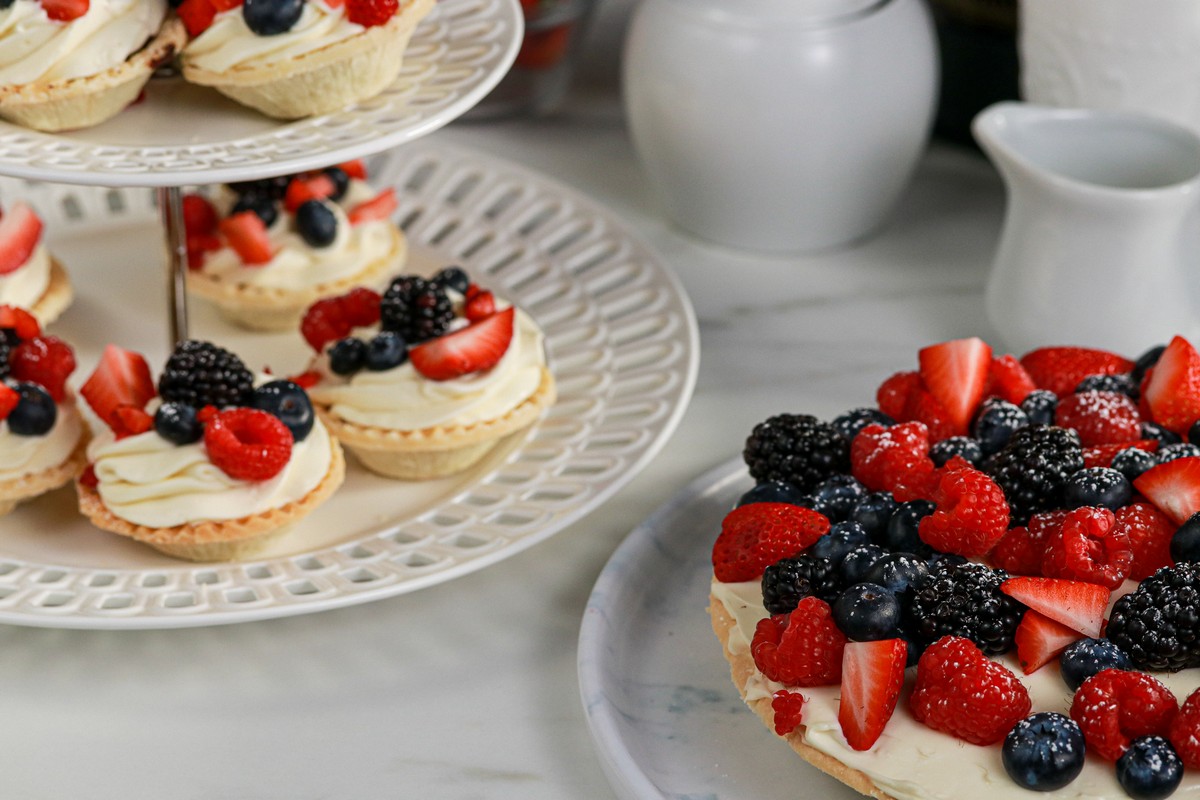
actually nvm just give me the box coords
[623,0,938,253]
[973,102,1200,355]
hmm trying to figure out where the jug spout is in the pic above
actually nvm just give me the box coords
[972,102,1200,355]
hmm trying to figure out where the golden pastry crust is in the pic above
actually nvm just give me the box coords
[0,17,187,132]
[29,257,73,327]
[316,366,557,479]
[0,432,88,517]
[75,431,345,561]
[180,0,435,119]
[186,225,406,332]
[709,587,900,800]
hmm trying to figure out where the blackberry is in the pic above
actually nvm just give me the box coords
[761,555,841,614]
[984,425,1084,524]
[157,339,254,410]
[906,560,1023,656]
[1107,562,1200,671]
[743,414,850,493]
[379,276,454,344]
[0,328,14,380]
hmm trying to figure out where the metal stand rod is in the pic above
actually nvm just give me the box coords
[158,185,189,347]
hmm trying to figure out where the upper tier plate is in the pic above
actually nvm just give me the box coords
[0,0,521,187]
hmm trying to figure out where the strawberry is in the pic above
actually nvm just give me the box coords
[204,408,293,482]
[750,597,845,687]
[901,386,957,443]
[337,159,367,180]
[177,0,217,36]
[771,690,805,736]
[219,211,273,266]
[876,370,920,420]
[0,202,43,275]
[515,23,573,70]
[918,456,1009,556]
[999,576,1109,637]
[1013,609,1082,674]
[1055,390,1142,446]
[1071,669,1178,761]
[1020,346,1134,398]
[838,639,907,751]
[0,305,39,339]
[1169,688,1200,770]
[79,344,156,431]
[917,337,993,436]
[986,354,1037,405]
[9,335,76,402]
[410,306,515,381]
[711,502,830,582]
[111,406,154,439]
[1083,439,1158,469]
[42,0,89,21]
[464,290,496,323]
[347,188,398,225]
[1042,506,1133,590]
[1134,456,1200,525]
[346,0,399,26]
[0,383,17,422]
[288,370,321,389]
[1114,501,1176,580]
[1142,335,1200,434]
[284,173,337,212]
[182,193,218,236]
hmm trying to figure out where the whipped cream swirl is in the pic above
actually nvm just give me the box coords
[0,243,50,309]
[0,398,81,482]
[184,1,367,73]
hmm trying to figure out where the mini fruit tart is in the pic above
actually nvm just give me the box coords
[0,305,86,516]
[0,201,72,325]
[0,0,186,132]
[178,0,435,119]
[76,339,344,561]
[297,266,556,480]
[183,161,406,332]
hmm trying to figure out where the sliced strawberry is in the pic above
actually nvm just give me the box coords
[9,335,76,402]
[902,385,957,443]
[1020,346,1134,398]
[218,211,273,266]
[1143,335,1200,434]
[838,639,907,751]
[337,159,367,179]
[284,173,337,212]
[1000,576,1110,637]
[111,405,154,439]
[917,337,993,436]
[42,0,89,21]
[464,290,496,323]
[182,193,218,236]
[288,370,322,389]
[410,306,515,381]
[986,354,1038,405]
[177,0,217,36]
[79,344,156,431]
[0,203,43,275]
[0,305,41,340]
[1083,439,1159,469]
[1134,456,1200,525]
[1014,609,1083,674]
[347,188,398,225]
[0,383,17,422]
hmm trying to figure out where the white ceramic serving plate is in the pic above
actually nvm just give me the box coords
[0,140,698,629]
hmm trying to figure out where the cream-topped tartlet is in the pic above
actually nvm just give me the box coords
[296,267,556,479]
[0,201,71,325]
[0,0,186,131]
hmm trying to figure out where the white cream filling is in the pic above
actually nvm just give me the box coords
[183,2,366,73]
[0,397,81,482]
[0,244,50,308]
[0,0,165,85]
[711,579,1200,800]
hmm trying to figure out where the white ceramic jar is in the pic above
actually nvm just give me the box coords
[623,0,938,253]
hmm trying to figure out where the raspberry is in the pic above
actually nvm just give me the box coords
[771,690,805,736]
[1070,669,1178,761]
[918,457,1010,557]
[347,0,399,26]
[1055,390,1142,447]
[711,503,830,583]
[1114,501,1176,580]
[182,193,218,236]
[850,421,935,499]
[9,335,75,402]
[909,636,1031,746]
[1042,506,1133,589]
[339,287,382,328]
[300,296,350,353]
[988,510,1067,576]
[877,370,920,420]
[750,597,845,687]
[902,386,957,443]
[1083,439,1159,469]
[0,305,40,341]
[1169,688,1200,770]
[203,408,294,482]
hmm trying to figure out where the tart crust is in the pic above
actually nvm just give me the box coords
[186,225,406,332]
[0,431,88,517]
[709,587,900,800]
[315,366,556,480]
[0,17,187,133]
[180,0,436,119]
[76,430,345,562]
[29,257,73,327]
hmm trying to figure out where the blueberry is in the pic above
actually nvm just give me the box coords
[809,521,871,566]
[839,544,888,585]
[327,337,367,376]
[972,398,1028,456]
[432,266,470,294]
[231,193,278,228]
[883,500,935,554]
[810,474,866,522]
[1076,373,1137,398]
[1171,512,1200,564]
[929,436,983,467]
[365,331,408,372]
[1145,423,1184,447]
[1021,389,1058,426]
[250,380,314,442]
[1112,447,1158,482]
[832,583,901,641]
[296,200,338,248]
[736,480,808,508]
[1063,467,1132,510]
[863,552,928,595]
[1059,638,1133,691]
[1002,712,1086,792]
[243,0,305,36]
[323,166,349,201]
[1157,441,1200,462]
[5,382,55,436]
[153,402,202,445]
[1189,419,1200,447]
[1131,344,1166,386]
[850,491,896,538]
[1117,736,1183,800]
[831,407,895,441]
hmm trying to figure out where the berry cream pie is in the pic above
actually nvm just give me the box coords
[183,161,406,331]
[178,0,435,119]
[0,201,71,325]
[0,0,186,132]
[710,335,1200,800]
[0,305,85,516]
[297,267,556,480]
[76,339,344,561]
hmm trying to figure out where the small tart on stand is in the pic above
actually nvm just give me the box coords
[0,201,73,326]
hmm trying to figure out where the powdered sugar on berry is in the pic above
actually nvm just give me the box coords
[0,244,50,309]
[184,1,367,73]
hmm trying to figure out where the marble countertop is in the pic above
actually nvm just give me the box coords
[0,15,1013,800]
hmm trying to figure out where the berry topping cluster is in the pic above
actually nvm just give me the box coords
[177,0,401,38]
[300,267,515,382]
[0,305,74,437]
[713,335,1200,796]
